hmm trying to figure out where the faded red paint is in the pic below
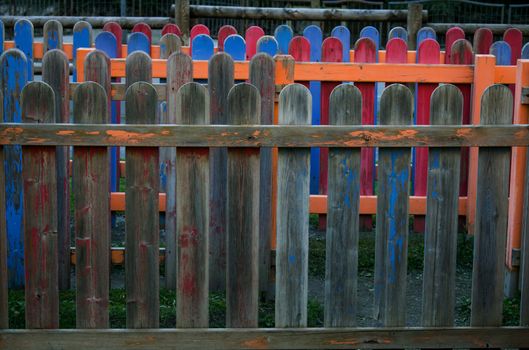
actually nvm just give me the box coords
[181,273,197,296]
[179,226,199,248]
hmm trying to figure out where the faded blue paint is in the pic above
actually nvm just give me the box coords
[0,20,5,55]
[256,36,278,57]
[387,150,409,284]
[304,25,322,194]
[417,27,436,47]
[331,26,350,62]
[522,42,529,59]
[274,24,293,55]
[14,19,33,80]
[360,26,380,60]
[46,30,60,51]
[2,49,28,288]
[73,26,92,81]
[388,27,408,42]
[159,102,167,190]
[288,255,296,264]
[490,41,511,66]
[341,158,358,209]
[191,34,214,60]
[224,34,246,61]
[128,32,150,55]
[429,150,441,200]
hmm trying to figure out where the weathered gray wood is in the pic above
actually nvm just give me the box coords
[0,91,6,329]
[374,84,413,327]
[73,82,110,329]
[1,327,529,349]
[175,0,190,43]
[42,48,71,291]
[176,82,210,328]
[226,83,261,327]
[324,84,362,327]
[126,51,152,88]
[160,34,182,59]
[70,82,166,101]
[0,16,174,29]
[84,51,111,96]
[522,124,529,327]
[421,84,463,327]
[164,52,193,291]
[1,124,529,148]
[406,3,423,50]
[124,82,159,328]
[276,83,311,328]
[43,20,63,52]
[208,52,234,293]
[21,81,58,329]
[249,53,275,298]
[471,84,513,327]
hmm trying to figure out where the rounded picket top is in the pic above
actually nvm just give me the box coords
[192,34,215,60]
[522,42,529,59]
[42,48,68,67]
[279,83,311,125]
[288,36,310,62]
[125,81,158,124]
[209,51,234,73]
[227,83,261,125]
[480,84,513,125]
[128,31,150,55]
[275,24,294,54]
[218,25,237,51]
[160,33,182,59]
[0,48,28,110]
[473,27,493,55]
[302,25,322,61]
[224,34,246,61]
[162,23,182,37]
[132,22,152,44]
[388,26,408,41]
[329,84,362,126]
[417,38,441,63]
[21,81,55,123]
[43,19,63,51]
[354,37,376,62]
[73,81,108,124]
[191,24,210,38]
[385,37,408,63]
[257,35,279,57]
[245,25,265,59]
[95,31,118,58]
[84,49,111,86]
[126,50,152,86]
[429,84,463,126]
[450,39,473,64]
[360,25,380,48]
[250,52,275,82]
[331,25,350,62]
[490,41,512,66]
[322,37,343,62]
[417,26,436,46]
[176,82,210,125]
[379,83,413,125]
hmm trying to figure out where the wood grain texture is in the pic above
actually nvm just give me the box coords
[0,90,6,329]
[208,52,234,293]
[42,48,70,291]
[164,52,193,291]
[84,50,111,123]
[175,82,210,328]
[160,34,182,59]
[522,127,529,327]
[473,28,493,55]
[0,327,529,349]
[374,84,412,327]
[276,84,311,328]
[124,82,159,328]
[126,51,152,88]
[72,82,110,329]
[21,81,58,329]
[471,84,513,327]
[421,84,463,327]
[226,83,261,327]
[43,20,63,52]
[324,84,362,327]
[249,53,275,296]
[1,48,28,288]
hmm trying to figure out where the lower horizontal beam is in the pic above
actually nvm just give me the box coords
[1,327,528,349]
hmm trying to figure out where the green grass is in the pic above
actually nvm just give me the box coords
[456,295,521,326]
[7,289,323,329]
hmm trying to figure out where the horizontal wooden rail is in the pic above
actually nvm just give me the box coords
[69,247,156,265]
[2,124,528,147]
[1,327,528,349]
[0,16,173,29]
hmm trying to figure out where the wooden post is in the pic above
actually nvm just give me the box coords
[21,81,58,329]
[407,3,423,50]
[471,84,512,327]
[73,82,110,329]
[226,83,261,328]
[324,84,362,327]
[176,82,210,328]
[175,0,190,45]
[42,49,71,291]
[125,82,160,328]
[422,84,463,327]
[374,84,413,327]
[275,83,311,328]
[208,52,234,293]
[164,52,193,291]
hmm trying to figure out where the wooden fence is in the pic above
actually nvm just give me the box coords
[1,72,529,347]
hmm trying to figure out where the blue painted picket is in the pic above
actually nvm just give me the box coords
[256,35,278,57]
[304,24,323,195]
[73,21,92,81]
[331,25,350,62]
[95,31,119,203]
[191,34,214,60]
[388,26,408,42]
[43,20,62,51]
[360,26,380,61]
[1,49,28,288]
[224,34,246,61]
[128,32,150,55]
[522,42,529,59]
[490,41,512,66]
[417,27,437,47]
[14,19,33,80]
[274,24,293,55]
